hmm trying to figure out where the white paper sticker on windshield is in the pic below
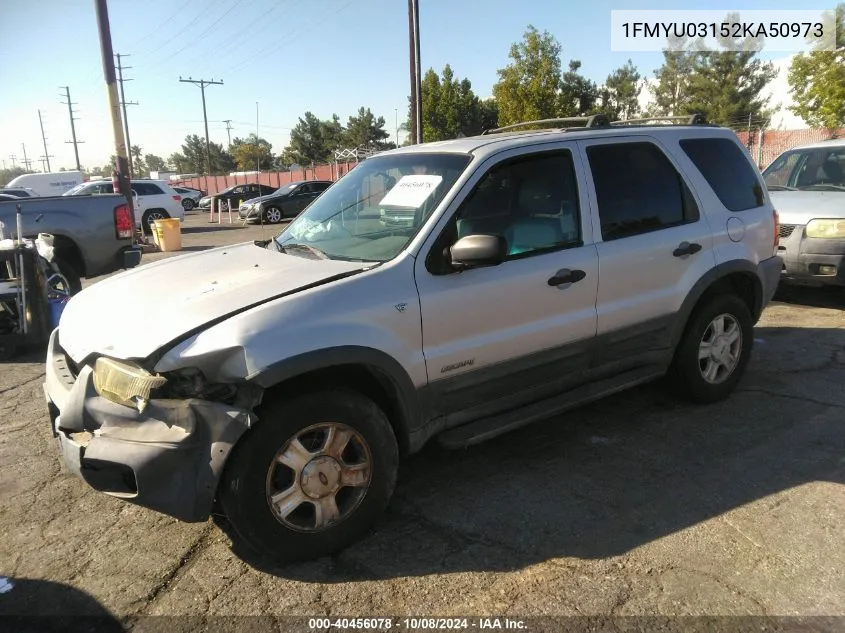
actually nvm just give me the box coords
[378,175,443,209]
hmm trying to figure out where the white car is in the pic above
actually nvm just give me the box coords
[172,186,203,211]
[64,179,185,232]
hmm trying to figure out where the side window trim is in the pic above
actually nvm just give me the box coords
[577,136,702,243]
[424,145,588,274]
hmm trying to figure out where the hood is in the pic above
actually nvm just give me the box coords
[769,191,845,225]
[59,242,366,363]
[247,191,287,205]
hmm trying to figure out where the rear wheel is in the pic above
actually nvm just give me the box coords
[670,294,753,403]
[182,198,195,211]
[142,209,169,234]
[51,256,82,295]
[218,388,399,563]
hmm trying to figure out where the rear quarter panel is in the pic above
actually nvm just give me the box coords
[0,195,133,277]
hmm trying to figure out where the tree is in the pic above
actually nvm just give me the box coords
[416,64,487,141]
[480,98,499,131]
[0,166,29,186]
[788,4,845,129]
[599,60,642,120]
[343,107,391,150]
[282,112,333,165]
[144,154,167,173]
[321,114,345,154]
[558,60,598,117]
[649,35,698,117]
[230,134,274,170]
[170,134,234,174]
[683,15,776,127]
[493,25,563,126]
[129,145,145,177]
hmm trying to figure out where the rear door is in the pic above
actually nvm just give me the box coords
[578,136,716,374]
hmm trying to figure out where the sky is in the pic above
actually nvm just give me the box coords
[0,0,812,173]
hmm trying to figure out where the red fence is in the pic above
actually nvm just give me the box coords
[171,162,359,195]
[735,127,844,169]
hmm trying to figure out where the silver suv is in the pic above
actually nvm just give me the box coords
[44,115,781,563]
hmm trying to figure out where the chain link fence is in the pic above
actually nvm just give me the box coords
[734,127,844,170]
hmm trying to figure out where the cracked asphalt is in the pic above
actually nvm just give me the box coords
[1,213,843,627]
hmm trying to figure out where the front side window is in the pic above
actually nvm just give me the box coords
[274,153,471,262]
[587,141,699,241]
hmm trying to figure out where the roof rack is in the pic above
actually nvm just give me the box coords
[481,115,610,135]
[610,114,708,126]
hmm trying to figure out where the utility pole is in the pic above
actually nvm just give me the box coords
[94,0,135,238]
[115,53,139,176]
[407,0,422,144]
[20,144,33,171]
[8,155,17,168]
[179,76,224,181]
[60,86,83,171]
[222,119,233,146]
[38,110,53,172]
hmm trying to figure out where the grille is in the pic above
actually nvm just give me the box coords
[779,224,797,239]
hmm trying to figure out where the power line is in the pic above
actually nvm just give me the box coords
[179,76,224,175]
[133,0,224,60]
[38,109,53,172]
[115,53,140,176]
[60,86,84,171]
[221,0,353,76]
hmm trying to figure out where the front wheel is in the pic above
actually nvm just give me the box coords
[263,206,283,224]
[218,389,399,563]
[670,294,753,403]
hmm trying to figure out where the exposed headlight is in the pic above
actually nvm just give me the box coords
[92,357,167,413]
[806,219,845,239]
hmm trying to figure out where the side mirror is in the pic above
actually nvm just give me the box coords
[450,234,507,269]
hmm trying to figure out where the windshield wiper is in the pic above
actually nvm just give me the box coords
[277,242,330,260]
[766,185,798,191]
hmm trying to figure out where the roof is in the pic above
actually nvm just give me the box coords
[381,123,739,161]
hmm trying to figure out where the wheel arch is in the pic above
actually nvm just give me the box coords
[248,346,423,456]
[670,260,763,352]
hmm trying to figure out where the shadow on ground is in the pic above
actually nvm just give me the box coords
[0,578,124,631]
[226,325,845,582]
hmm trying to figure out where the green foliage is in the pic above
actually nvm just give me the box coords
[144,154,167,173]
[230,134,274,170]
[599,60,642,120]
[788,4,845,129]
[559,60,598,117]
[415,64,488,141]
[0,166,30,187]
[282,112,334,165]
[169,135,234,174]
[493,25,563,126]
[343,107,391,150]
[648,35,697,117]
[129,145,145,177]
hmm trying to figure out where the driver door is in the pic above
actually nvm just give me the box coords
[413,143,599,422]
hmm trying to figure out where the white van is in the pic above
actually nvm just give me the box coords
[5,171,84,197]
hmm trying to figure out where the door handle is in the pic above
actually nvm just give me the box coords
[673,241,702,257]
[548,268,586,286]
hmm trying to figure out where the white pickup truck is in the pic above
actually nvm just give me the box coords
[764,138,845,287]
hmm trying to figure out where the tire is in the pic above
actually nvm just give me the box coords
[141,209,169,234]
[182,198,195,211]
[218,388,399,563]
[670,294,753,404]
[263,206,283,224]
[51,256,82,295]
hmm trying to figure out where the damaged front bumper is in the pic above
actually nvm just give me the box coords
[43,329,255,522]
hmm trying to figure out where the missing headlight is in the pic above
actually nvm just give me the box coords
[162,367,237,402]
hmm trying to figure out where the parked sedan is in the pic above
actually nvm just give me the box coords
[199,183,277,211]
[238,180,332,223]
[172,186,203,211]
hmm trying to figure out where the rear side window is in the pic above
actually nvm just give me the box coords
[680,138,764,211]
[587,142,699,241]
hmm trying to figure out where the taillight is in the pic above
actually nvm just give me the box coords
[173,195,182,201]
[773,208,779,249]
[114,204,133,239]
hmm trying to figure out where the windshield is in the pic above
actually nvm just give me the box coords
[273,153,471,262]
[763,146,845,191]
